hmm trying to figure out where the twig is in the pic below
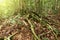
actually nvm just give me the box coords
[47,24,58,40]
[27,19,41,40]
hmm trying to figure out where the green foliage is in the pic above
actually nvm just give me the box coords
[0,0,60,19]
[22,0,60,16]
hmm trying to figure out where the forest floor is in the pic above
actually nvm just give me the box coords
[0,13,60,40]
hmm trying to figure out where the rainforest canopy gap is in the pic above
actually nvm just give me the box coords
[0,0,20,18]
